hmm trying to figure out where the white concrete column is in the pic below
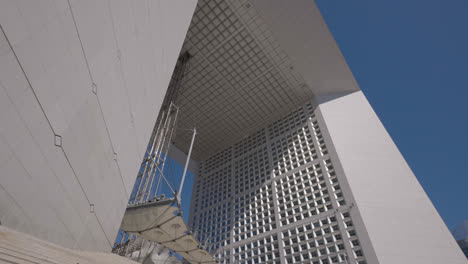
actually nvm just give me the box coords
[315,91,466,264]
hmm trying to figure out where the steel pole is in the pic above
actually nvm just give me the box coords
[177,128,196,203]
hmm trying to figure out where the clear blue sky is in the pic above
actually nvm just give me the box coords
[315,0,468,231]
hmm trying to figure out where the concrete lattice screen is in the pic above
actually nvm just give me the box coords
[190,102,369,263]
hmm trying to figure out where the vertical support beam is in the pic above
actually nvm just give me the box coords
[314,91,467,263]
[177,128,197,203]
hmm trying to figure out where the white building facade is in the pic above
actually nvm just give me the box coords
[0,0,466,263]
[0,0,197,251]
[183,1,467,263]
[189,101,374,263]
[189,91,467,263]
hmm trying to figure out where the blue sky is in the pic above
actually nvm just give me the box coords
[315,0,468,231]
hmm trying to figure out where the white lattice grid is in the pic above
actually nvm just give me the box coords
[229,0,310,97]
[172,0,315,160]
[233,234,281,264]
[193,165,231,216]
[234,146,270,194]
[191,101,368,263]
[324,158,346,207]
[305,102,315,118]
[310,115,329,156]
[194,202,231,239]
[282,215,347,264]
[268,107,307,139]
[270,125,317,177]
[202,146,233,174]
[214,249,231,264]
[341,211,367,264]
[233,185,275,243]
[234,128,266,158]
[276,163,334,227]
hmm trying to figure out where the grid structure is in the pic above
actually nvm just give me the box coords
[172,0,315,160]
[275,163,333,227]
[234,129,266,159]
[233,185,276,243]
[281,210,367,264]
[233,234,281,264]
[194,165,232,211]
[234,146,270,195]
[270,126,317,178]
[189,102,369,264]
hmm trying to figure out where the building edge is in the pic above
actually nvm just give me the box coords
[315,91,467,263]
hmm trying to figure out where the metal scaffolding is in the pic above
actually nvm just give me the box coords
[114,52,215,263]
[130,51,191,205]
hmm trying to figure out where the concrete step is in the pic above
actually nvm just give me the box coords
[0,242,62,264]
[0,250,39,264]
[0,246,55,264]
[0,236,76,264]
[0,226,138,264]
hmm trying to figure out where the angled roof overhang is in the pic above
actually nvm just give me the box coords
[172,0,359,161]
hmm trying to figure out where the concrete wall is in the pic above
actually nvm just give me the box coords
[316,91,467,264]
[251,0,359,96]
[0,0,196,252]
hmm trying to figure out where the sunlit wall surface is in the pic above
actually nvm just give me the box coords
[0,0,196,251]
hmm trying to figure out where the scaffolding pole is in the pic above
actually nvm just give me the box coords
[177,128,196,203]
